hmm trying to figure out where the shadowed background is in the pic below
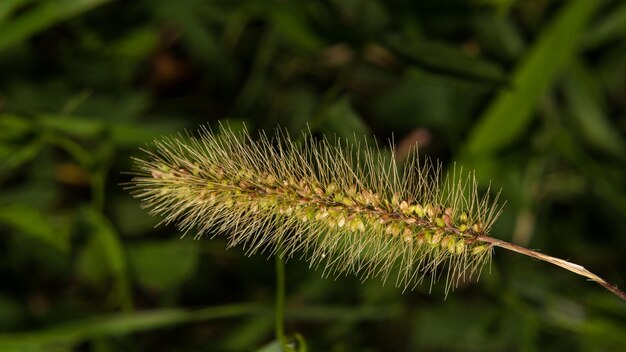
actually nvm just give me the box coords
[1,0,626,351]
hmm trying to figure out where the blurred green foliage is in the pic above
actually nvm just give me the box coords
[1,0,626,350]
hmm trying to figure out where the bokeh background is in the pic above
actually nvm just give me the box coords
[1,0,626,351]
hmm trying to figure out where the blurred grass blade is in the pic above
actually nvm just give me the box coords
[83,207,131,309]
[312,97,370,139]
[387,37,505,83]
[0,0,34,25]
[0,114,33,141]
[0,304,265,350]
[557,131,626,217]
[128,241,200,291]
[0,0,112,52]
[270,6,322,53]
[563,61,626,160]
[583,1,626,48]
[151,0,228,74]
[474,0,515,14]
[37,114,186,147]
[255,340,282,352]
[472,15,524,62]
[285,304,402,321]
[222,316,274,351]
[0,204,69,252]
[465,0,602,156]
[0,140,42,172]
[38,114,105,139]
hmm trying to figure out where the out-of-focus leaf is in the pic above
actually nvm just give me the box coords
[40,132,93,168]
[411,301,508,350]
[82,207,131,308]
[110,196,159,236]
[0,140,42,171]
[76,232,109,286]
[0,0,34,25]
[583,0,626,48]
[0,204,69,252]
[541,172,586,200]
[36,114,185,147]
[545,301,626,347]
[255,340,281,352]
[270,7,322,53]
[473,15,525,62]
[0,0,113,52]
[0,294,23,330]
[38,114,105,139]
[0,304,266,350]
[72,92,151,121]
[0,182,58,209]
[222,316,274,351]
[475,0,515,13]
[387,37,505,83]
[110,26,159,61]
[596,44,626,96]
[3,80,82,113]
[563,61,626,160]
[311,97,370,139]
[269,88,318,132]
[128,240,199,291]
[555,129,626,217]
[371,68,492,135]
[329,0,389,37]
[0,114,32,141]
[110,120,187,147]
[465,0,602,156]
[151,0,228,74]
[234,29,277,113]
[286,304,402,321]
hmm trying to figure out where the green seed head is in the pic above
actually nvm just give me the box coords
[128,124,502,294]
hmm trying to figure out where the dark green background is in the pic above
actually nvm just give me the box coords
[1,0,626,350]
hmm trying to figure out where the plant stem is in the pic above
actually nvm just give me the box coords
[477,235,626,302]
[275,249,289,350]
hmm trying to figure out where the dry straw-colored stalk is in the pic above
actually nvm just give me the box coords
[128,124,626,300]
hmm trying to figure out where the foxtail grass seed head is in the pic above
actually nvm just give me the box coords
[128,125,502,294]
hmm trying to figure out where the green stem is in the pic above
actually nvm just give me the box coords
[275,249,289,350]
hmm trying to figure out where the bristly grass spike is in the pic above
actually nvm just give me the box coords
[127,123,626,301]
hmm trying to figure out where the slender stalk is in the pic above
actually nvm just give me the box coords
[477,235,626,302]
[275,250,289,350]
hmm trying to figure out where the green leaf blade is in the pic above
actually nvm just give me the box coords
[465,0,603,156]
